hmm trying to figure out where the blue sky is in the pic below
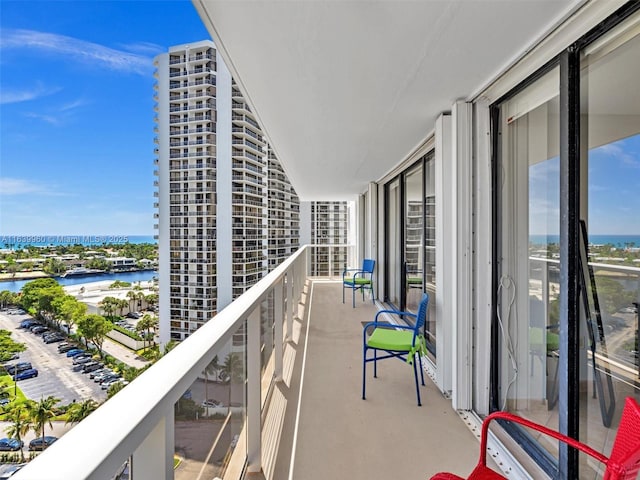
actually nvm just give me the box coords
[529,135,640,235]
[0,0,209,235]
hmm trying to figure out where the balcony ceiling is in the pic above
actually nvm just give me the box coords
[194,0,582,200]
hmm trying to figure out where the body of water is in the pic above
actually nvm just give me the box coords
[0,234,156,249]
[530,234,640,247]
[0,270,158,293]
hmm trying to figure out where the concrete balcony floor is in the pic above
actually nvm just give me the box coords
[265,280,481,480]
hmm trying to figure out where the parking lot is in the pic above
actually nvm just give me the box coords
[0,311,107,404]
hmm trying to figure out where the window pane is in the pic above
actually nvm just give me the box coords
[498,67,560,458]
[580,17,640,479]
[404,164,423,313]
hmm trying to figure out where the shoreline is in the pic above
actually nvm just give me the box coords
[0,271,50,282]
[0,268,156,284]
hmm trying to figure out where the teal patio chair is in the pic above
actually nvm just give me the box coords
[342,259,375,307]
[362,293,429,406]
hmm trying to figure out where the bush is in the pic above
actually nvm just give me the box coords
[109,323,143,341]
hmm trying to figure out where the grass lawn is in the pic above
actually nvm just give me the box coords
[0,374,27,402]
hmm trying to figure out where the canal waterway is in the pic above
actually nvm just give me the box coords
[0,270,158,293]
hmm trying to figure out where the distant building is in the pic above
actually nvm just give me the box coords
[154,41,304,342]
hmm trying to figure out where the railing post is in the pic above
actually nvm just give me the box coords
[287,271,294,337]
[274,280,284,381]
[247,307,262,474]
[131,413,174,480]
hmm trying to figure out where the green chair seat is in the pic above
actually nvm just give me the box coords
[345,277,372,286]
[367,328,414,351]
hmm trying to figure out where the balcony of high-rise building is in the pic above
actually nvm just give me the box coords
[15,1,640,479]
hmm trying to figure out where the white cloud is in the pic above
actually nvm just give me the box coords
[595,142,640,168]
[0,177,67,196]
[0,83,61,105]
[23,112,62,125]
[119,41,164,56]
[1,29,154,76]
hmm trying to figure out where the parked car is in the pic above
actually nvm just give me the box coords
[82,363,103,374]
[202,399,222,408]
[43,334,65,344]
[58,344,76,353]
[19,320,38,329]
[13,368,38,381]
[66,349,85,357]
[73,361,94,372]
[28,436,57,451]
[99,374,121,386]
[0,398,11,407]
[72,355,92,365]
[0,438,23,452]
[5,363,32,375]
[126,311,141,319]
[89,368,110,379]
[30,326,48,335]
[101,376,123,389]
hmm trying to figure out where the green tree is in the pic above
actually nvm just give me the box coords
[144,293,158,310]
[117,299,129,316]
[26,396,60,443]
[136,314,158,350]
[0,330,26,363]
[0,290,18,309]
[52,295,87,333]
[43,257,66,276]
[20,278,61,314]
[98,296,119,319]
[85,258,110,271]
[204,355,220,403]
[3,402,32,462]
[107,381,126,399]
[126,290,137,312]
[65,399,99,425]
[77,314,111,358]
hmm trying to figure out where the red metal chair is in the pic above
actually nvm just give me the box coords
[430,397,640,480]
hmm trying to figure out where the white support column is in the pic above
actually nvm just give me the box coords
[274,280,284,381]
[473,97,493,416]
[246,308,262,474]
[131,414,172,480]
[452,101,473,411]
[435,113,452,396]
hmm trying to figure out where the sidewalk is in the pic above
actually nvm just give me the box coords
[101,338,150,369]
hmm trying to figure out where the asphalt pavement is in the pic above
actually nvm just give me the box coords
[0,311,107,404]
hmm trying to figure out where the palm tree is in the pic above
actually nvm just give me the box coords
[65,399,98,425]
[3,402,31,462]
[27,396,60,442]
[203,355,220,403]
[220,353,244,413]
[117,299,129,317]
[126,290,137,312]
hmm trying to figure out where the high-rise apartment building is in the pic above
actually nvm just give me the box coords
[309,201,351,276]
[154,40,300,342]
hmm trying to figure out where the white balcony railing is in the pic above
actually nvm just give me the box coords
[15,246,340,480]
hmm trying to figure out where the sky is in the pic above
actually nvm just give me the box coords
[0,0,210,236]
[529,135,640,236]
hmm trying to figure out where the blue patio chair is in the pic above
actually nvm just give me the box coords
[342,259,375,307]
[362,293,429,406]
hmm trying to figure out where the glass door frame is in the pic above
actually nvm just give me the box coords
[489,3,640,478]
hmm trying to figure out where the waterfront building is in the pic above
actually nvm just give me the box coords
[154,41,307,342]
[18,3,640,480]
